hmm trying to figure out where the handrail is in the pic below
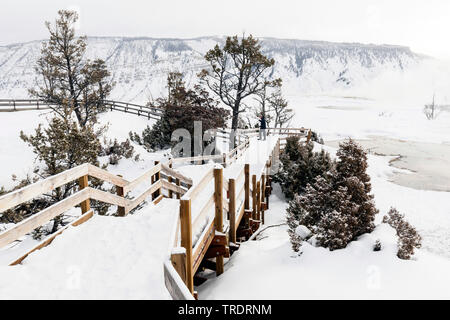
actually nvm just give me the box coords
[0,98,164,120]
[169,154,222,164]
[127,180,163,212]
[0,159,189,248]
[87,164,129,187]
[123,163,162,194]
[161,164,193,186]
[0,188,90,248]
[181,169,214,201]
[0,164,89,213]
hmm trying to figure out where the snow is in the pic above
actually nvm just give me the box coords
[0,198,179,299]
[0,37,424,104]
[313,142,450,260]
[295,225,312,240]
[0,109,160,190]
[0,110,50,190]
[1,36,450,298]
[1,97,450,299]
[198,184,450,300]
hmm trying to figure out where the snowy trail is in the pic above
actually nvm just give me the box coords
[230,136,278,177]
[176,136,279,181]
[0,199,179,299]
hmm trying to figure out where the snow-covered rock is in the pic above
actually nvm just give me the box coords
[0,36,422,103]
[295,225,312,240]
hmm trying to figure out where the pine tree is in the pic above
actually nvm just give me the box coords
[19,118,103,234]
[141,73,230,153]
[29,10,113,127]
[335,139,378,237]
[199,34,280,139]
[383,207,422,260]
[285,138,379,252]
[275,137,334,199]
[286,173,357,251]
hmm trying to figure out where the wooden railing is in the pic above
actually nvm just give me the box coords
[167,137,285,298]
[0,99,163,120]
[0,126,307,299]
[0,161,193,248]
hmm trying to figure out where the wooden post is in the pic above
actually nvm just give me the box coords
[244,164,250,211]
[171,252,187,284]
[78,175,90,214]
[180,199,194,293]
[214,168,224,276]
[222,153,227,168]
[229,179,236,244]
[261,175,266,224]
[252,175,257,220]
[153,161,161,200]
[116,175,126,216]
[168,176,173,199]
[176,178,181,199]
[168,160,174,198]
[256,181,261,221]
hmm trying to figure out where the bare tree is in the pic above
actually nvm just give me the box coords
[253,79,282,127]
[268,88,294,128]
[199,35,280,136]
[30,10,113,127]
[424,94,441,120]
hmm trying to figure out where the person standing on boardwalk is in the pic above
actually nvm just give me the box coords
[259,115,267,141]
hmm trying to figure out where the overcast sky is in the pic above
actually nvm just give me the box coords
[1,0,450,59]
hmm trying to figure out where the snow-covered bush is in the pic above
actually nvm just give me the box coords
[383,207,422,260]
[286,174,355,251]
[0,175,40,224]
[101,138,135,165]
[310,130,324,145]
[274,136,334,199]
[286,139,378,252]
[135,72,229,153]
[15,118,104,236]
[335,139,378,236]
[296,225,312,240]
[373,240,382,252]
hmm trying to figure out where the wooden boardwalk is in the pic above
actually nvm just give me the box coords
[0,127,310,299]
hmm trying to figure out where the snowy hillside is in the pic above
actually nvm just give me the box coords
[0,36,423,103]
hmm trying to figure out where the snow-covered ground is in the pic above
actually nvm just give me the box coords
[1,90,450,299]
[199,152,450,299]
[0,198,179,299]
[196,94,450,299]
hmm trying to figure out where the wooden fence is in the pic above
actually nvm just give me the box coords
[0,99,163,120]
[0,127,308,299]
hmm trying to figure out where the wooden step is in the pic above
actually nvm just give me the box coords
[236,227,253,240]
[199,259,217,271]
[194,275,208,286]
[212,232,228,246]
[229,242,240,255]
[205,245,230,259]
